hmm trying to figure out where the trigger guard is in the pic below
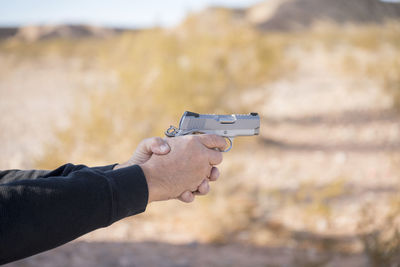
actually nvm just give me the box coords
[222,137,233,152]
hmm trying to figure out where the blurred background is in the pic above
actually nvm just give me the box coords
[1,0,400,266]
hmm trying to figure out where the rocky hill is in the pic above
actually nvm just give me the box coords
[247,0,400,31]
[200,0,400,31]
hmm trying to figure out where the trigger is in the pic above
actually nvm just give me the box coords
[221,137,233,152]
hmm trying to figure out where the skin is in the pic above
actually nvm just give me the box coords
[114,135,226,203]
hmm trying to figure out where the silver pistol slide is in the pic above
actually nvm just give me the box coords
[165,111,260,152]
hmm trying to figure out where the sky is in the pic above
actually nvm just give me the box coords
[0,0,263,28]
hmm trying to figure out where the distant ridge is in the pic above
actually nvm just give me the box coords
[0,27,18,40]
[202,0,400,31]
[15,25,127,42]
[246,0,400,31]
[1,0,399,42]
[0,24,137,42]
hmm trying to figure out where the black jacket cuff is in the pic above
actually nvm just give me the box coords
[104,165,149,223]
[91,164,118,172]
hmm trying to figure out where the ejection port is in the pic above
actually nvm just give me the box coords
[218,115,236,124]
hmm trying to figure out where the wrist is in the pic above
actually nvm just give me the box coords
[113,161,131,170]
[139,163,162,203]
[113,164,122,170]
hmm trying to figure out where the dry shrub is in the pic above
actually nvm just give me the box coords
[24,9,288,168]
[27,19,400,168]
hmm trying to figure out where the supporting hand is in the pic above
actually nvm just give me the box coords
[139,134,226,203]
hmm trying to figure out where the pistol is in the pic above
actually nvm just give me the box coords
[165,111,260,152]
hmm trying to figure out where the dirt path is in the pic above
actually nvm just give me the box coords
[5,241,365,267]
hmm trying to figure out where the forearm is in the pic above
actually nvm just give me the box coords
[0,169,51,184]
[0,164,148,264]
[0,164,116,184]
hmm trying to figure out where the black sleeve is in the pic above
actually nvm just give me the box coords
[0,163,149,265]
[0,169,51,183]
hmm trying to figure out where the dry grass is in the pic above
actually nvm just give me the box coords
[2,10,289,168]
[2,15,400,266]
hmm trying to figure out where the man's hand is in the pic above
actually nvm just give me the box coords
[114,137,171,169]
[139,135,226,203]
[114,135,225,203]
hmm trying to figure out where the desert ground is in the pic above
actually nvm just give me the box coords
[1,1,400,265]
[2,34,400,265]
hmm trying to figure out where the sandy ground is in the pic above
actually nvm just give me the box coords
[5,241,366,267]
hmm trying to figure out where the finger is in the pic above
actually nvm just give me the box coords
[209,167,220,181]
[178,191,195,203]
[149,137,170,155]
[207,149,223,165]
[197,134,227,151]
[196,179,210,195]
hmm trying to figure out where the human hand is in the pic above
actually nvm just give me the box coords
[177,166,220,203]
[113,137,171,170]
[139,134,226,203]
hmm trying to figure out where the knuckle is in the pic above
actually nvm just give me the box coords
[204,180,210,189]
[180,193,192,203]
[209,134,218,146]
[151,137,163,145]
[155,136,164,143]
[140,138,150,146]
[200,188,208,195]
[209,151,222,165]
[198,186,205,194]
[210,134,225,149]
[217,136,226,148]
[211,167,220,178]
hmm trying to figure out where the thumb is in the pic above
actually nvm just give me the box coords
[149,137,171,155]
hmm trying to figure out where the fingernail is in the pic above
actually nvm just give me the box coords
[160,144,169,153]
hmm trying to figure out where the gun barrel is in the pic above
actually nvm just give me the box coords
[165,111,260,151]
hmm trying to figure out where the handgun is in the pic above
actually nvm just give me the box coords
[165,111,260,152]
